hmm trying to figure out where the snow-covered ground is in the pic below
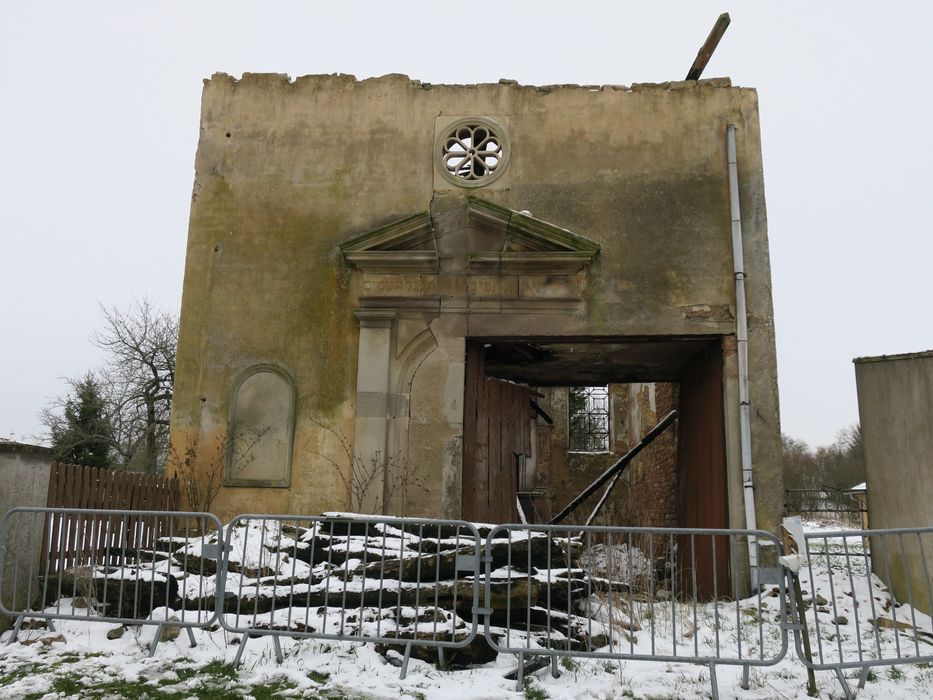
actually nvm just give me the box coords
[3,519,933,699]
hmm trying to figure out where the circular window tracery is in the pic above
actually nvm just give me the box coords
[436,117,510,188]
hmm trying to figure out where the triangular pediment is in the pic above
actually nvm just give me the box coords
[340,213,438,273]
[466,197,599,273]
[341,199,599,275]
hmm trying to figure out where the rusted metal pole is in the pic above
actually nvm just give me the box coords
[550,410,678,525]
[685,12,731,81]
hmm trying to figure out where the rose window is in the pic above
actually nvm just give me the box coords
[436,118,510,187]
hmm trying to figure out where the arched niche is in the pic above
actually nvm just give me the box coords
[224,366,296,487]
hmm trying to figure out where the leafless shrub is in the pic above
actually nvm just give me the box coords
[168,425,268,512]
[308,419,426,515]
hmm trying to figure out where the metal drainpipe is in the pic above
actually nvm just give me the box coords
[727,124,759,587]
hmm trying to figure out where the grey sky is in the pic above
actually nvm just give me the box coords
[2,1,931,449]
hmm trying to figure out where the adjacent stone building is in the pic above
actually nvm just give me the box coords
[168,72,784,590]
[854,350,933,612]
[0,440,51,633]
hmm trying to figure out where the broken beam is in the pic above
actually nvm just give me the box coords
[549,410,678,525]
[685,12,731,81]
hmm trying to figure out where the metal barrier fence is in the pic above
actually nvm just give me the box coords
[0,507,222,655]
[792,526,933,699]
[216,514,484,674]
[7,507,933,699]
[482,524,788,696]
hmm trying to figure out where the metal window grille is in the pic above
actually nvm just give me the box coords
[568,386,610,452]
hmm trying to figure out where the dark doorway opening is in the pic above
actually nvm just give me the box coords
[462,336,730,595]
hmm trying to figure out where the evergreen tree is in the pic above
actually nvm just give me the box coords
[48,373,113,468]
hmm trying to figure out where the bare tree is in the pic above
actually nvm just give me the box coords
[94,299,177,473]
[41,299,178,473]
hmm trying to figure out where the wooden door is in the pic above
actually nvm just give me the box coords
[677,341,730,598]
[462,341,532,522]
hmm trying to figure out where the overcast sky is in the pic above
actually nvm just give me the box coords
[2,1,931,449]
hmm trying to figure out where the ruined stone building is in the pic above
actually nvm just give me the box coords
[169,72,783,590]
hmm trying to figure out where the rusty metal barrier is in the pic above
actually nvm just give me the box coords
[0,507,222,655]
[216,513,484,676]
[791,526,933,699]
[481,524,788,698]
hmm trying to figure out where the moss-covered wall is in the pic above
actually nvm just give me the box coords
[169,73,782,531]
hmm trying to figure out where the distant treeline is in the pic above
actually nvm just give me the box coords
[782,424,865,493]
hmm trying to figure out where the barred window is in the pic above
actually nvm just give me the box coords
[568,386,610,452]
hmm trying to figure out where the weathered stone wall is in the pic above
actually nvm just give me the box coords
[855,351,933,613]
[169,73,783,532]
[0,442,51,633]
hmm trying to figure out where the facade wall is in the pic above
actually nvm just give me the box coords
[0,443,51,633]
[169,73,783,534]
[855,351,933,613]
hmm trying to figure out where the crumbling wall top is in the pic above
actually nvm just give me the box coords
[205,71,741,95]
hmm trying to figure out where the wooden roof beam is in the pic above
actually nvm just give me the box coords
[685,12,731,81]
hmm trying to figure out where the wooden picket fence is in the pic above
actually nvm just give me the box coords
[41,462,180,574]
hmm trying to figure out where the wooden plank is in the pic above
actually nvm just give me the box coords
[63,465,80,569]
[487,379,501,519]
[685,13,731,81]
[474,365,489,523]
[506,383,521,521]
[496,380,509,522]
[45,463,62,573]
[502,382,513,521]
[78,467,97,564]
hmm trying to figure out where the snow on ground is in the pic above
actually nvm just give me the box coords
[3,519,933,699]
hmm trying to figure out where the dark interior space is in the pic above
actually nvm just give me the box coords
[462,336,730,596]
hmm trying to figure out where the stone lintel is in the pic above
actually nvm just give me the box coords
[468,252,595,274]
[357,297,581,315]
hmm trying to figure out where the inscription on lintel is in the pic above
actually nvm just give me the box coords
[361,274,578,300]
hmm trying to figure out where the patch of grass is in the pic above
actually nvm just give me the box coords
[560,656,579,672]
[522,677,549,700]
[887,665,905,681]
[249,677,299,699]
[49,674,85,696]
[200,659,238,681]
[20,673,182,700]
[308,669,330,684]
[0,662,45,686]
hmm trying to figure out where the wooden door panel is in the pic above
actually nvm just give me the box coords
[463,341,531,522]
[677,342,729,598]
